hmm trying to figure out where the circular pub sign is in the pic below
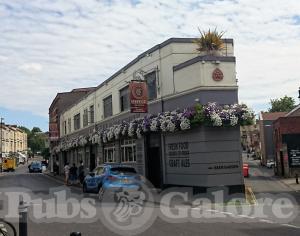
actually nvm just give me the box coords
[212,68,224,81]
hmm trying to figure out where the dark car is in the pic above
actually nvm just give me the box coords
[28,161,42,173]
[82,164,143,195]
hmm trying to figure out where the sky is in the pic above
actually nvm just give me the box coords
[0,0,300,131]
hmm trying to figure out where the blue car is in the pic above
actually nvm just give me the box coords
[82,165,143,196]
[28,161,42,173]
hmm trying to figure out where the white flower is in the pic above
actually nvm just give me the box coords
[180,118,191,130]
[160,119,168,132]
[150,119,158,131]
[128,122,136,137]
[211,112,222,126]
[121,124,128,136]
[167,120,176,132]
[102,132,107,143]
[136,128,143,139]
[114,125,122,139]
[230,115,238,126]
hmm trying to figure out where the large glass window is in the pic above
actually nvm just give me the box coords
[120,86,129,112]
[90,105,94,124]
[121,139,136,163]
[103,95,112,118]
[145,71,157,101]
[103,143,116,163]
[74,113,80,130]
[83,109,88,127]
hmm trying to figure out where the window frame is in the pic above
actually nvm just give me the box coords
[90,105,94,124]
[83,108,88,127]
[103,143,116,163]
[103,95,113,118]
[121,139,137,163]
[119,85,130,112]
[73,113,81,130]
[145,71,157,101]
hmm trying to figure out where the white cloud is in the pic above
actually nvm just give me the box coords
[18,63,43,73]
[0,0,300,118]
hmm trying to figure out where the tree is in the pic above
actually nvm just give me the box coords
[268,95,296,112]
[31,127,42,134]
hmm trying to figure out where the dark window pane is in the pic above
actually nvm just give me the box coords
[74,113,80,130]
[90,105,94,124]
[145,71,157,101]
[103,95,112,118]
[120,86,129,112]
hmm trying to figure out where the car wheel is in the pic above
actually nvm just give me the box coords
[98,187,105,201]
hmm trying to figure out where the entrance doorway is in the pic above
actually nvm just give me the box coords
[280,151,284,176]
[146,134,162,188]
[90,145,96,171]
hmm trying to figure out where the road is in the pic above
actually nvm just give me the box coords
[0,163,299,236]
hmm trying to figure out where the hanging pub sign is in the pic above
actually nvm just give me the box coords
[129,81,148,113]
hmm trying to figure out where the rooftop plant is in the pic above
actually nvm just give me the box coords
[194,28,225,54]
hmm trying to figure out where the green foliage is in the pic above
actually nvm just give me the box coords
[268,95,296,112]
[191,103,205,126]
[19,126,46,154]
[194,28,225,53]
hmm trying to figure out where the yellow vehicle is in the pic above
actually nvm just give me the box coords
[2,157,16,172]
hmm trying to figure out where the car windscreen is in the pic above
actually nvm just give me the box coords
[31,162,41,168]
[110,167,137,175]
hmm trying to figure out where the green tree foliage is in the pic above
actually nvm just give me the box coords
[268,95,296,112]
[19,126,46,155]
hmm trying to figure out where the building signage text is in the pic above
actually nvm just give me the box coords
[167,142,190,168]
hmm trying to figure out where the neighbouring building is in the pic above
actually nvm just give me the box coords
[273,105,300,177]
[240,121,260,157]
[259,112,286,165]
[0,124,27,156]
[50,37,248,193]
[49,87,96,171]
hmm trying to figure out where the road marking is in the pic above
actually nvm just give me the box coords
[281,224,300,229]
[237,215,254,219]
[220,211,233,215]
[205,209,219,213]
[259,219,274,224]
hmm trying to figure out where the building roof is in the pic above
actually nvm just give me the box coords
[285,104,300,117]
[49,87,96,111]
[260,112,287,121]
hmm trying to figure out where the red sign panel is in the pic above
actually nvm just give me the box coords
[129,81,148,113]
[49,122,59,141]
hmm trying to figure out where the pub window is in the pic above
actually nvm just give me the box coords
[103,95,112,118]
[121,139,136,163]
[145,71,157,101]
[74,113,81,130]
[90,105,94,124]
[103,143,116,163]
[120,86,129,112]
[68,118,71,133]
[63,121,67,135]
[83,108,88,127]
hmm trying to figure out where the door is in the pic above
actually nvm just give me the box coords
[90,145,96,171]
[146,134,162,188]
[280,151,284,176]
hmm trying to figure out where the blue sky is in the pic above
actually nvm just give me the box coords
[0,0,300,131]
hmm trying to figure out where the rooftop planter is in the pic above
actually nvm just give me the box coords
[194,28,225,56]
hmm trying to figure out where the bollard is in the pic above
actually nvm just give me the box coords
[296,173,299,185]
[18,200,28,236]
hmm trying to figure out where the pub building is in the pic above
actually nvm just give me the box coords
[50,37,250,193]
